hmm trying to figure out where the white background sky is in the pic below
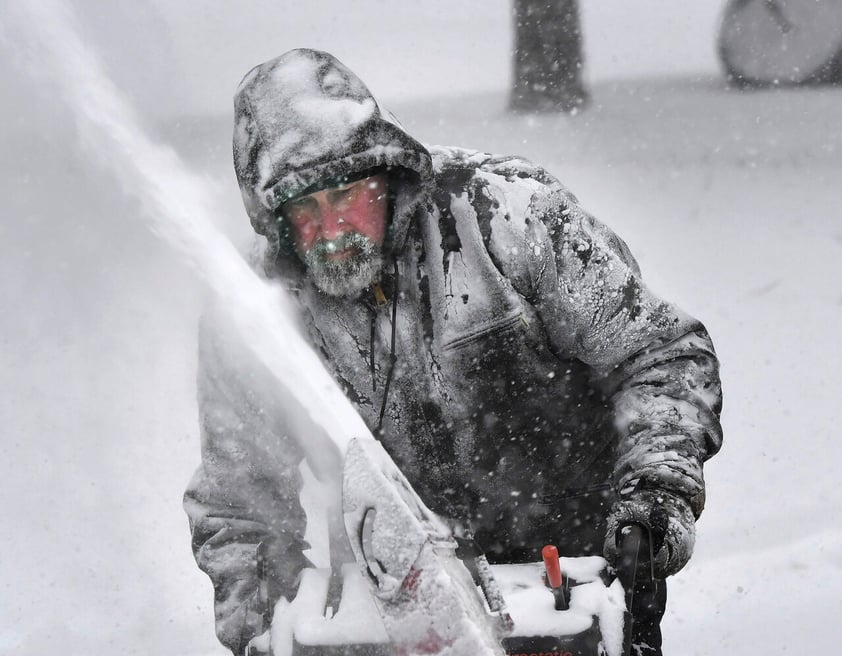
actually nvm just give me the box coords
[65,0,725,115]
[2,1,841,655]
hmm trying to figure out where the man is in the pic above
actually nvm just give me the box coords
[184,49,722,656]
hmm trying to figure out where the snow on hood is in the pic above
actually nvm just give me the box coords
[233,49,434,261]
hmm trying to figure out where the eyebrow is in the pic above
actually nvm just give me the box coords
[333,179,363,191]
[287,195,316,206]
[325,180,363,197]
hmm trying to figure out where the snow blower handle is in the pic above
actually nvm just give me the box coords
[616,523,655,656]
[616,523,654,588]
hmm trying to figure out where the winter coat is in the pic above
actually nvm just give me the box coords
[184,49,723,655]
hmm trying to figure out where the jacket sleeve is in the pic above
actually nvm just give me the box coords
[184,309,312,655]
[484,161,723,519]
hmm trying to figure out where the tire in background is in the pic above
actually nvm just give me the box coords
[717,0,842,86]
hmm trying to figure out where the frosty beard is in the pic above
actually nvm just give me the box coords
[303,232,383,297]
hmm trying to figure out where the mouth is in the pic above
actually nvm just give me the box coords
[308,234,372,266]
[323,246,360,261]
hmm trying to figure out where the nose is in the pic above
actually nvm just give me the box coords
[316,201,346,240]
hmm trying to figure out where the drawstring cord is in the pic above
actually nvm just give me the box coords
[369,311,377,392]
[370,257,399,433]
[369,277,388,392]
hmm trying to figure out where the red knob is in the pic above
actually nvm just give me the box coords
[542,544,562,588]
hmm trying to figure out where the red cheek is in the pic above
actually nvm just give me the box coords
[288,216,318,253]
[343,195,386,243]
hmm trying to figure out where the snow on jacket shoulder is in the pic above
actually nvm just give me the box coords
[428,146,723,515]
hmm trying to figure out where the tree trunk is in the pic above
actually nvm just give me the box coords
[509,0,588,113]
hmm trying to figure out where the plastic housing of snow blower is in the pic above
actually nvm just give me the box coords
[268,556,632,656]
[254,440,657,656]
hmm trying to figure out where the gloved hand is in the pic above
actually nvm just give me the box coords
[244,629,271,656]
[603,489,696,579]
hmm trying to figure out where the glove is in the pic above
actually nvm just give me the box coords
[603,489,696,579]
[244,629,271,656]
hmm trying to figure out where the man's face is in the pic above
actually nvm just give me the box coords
[281,173,389,296]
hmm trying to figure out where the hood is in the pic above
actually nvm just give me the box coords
[233,49,434,268]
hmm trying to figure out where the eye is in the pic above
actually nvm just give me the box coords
[282,196,315,213]
[327,183,359,204]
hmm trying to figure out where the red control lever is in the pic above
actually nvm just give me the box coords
[541,544,569,610]
[542,545,563,588]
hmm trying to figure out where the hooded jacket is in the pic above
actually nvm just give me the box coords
[184,49,723,654]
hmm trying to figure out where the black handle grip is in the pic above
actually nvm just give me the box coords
[616,522,655,590]
[616,523,656,656]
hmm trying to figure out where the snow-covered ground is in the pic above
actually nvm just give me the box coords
[2,3,842,655]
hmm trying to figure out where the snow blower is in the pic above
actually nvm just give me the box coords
[258,438,655,656]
